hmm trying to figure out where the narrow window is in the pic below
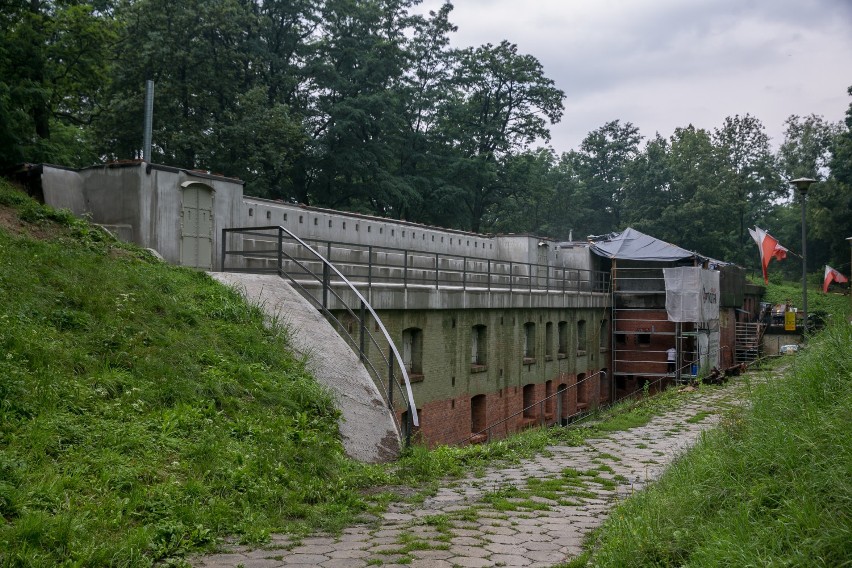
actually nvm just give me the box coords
[577,319,587,354]
[558,321,568,357]
[402,327,423,377]
[545,322,554,361]
[471,325,487,369]
[545,380,554,416]
[522,384,536,418]
[471,395,487,434]
[577,373,588,408]
[600,320,608,350]
[523,322,536,362]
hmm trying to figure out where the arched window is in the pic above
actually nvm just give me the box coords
[523,322,536,362]
[558,321,568,357]
[402,327,423,377]
[545,322,554,360]
[471,395,487,433]
[471,325,487,370]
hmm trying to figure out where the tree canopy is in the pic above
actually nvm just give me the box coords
[1,0,850,273]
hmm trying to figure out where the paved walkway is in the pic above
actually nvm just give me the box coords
[193,376,758,568]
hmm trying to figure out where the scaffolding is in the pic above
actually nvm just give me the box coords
[610,263,697,399]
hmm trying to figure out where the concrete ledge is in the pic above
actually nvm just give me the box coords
[287,281,610,311]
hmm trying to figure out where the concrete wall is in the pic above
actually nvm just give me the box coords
[40,163,244,269]
[241,196,598,269]
[334,305,612,447]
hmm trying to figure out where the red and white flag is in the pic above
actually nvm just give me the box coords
[823,265,848,292]
[749,227,788,284]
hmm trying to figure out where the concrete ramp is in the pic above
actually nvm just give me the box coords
[211,273,401,463]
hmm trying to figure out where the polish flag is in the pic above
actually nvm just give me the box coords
[823,265,848,292]
[749,227,788,284]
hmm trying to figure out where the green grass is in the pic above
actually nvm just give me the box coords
[758,276,850,320]
[0,180,368,565]
[585,383,695,433]
[581,320,852,567]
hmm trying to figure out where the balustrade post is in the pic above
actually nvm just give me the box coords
[368,245,373,296]
[359,301,366,362]
[403,251,408,289]
[322,244,330,309]
[462,257,467,290]
[487,259,491,291]
[388,345,394,409]
[220,228,227,271]
[277,228,283,276]
[435,252,439,289]
[509,262,513,292]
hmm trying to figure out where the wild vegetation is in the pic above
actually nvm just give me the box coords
[571,318,852,567]
[2,1,851,273]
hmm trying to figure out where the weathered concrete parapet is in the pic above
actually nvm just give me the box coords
[292,282,611,312]
[211,273,402,463]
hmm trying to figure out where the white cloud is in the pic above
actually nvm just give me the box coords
[417,0,852,150]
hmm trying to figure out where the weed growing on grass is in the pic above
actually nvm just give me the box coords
[686,410,711,424]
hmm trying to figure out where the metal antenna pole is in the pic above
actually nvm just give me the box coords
[143,80,154,161]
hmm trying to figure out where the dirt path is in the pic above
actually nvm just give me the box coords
[193,375,760,568]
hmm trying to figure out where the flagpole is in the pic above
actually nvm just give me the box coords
[792,178,815,340]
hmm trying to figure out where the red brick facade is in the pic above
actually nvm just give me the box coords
[399,369,606,447]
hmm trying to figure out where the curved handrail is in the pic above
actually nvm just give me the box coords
[223,226,419,428]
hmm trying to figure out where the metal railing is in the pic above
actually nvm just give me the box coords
[222,227,610,296]
[221,226,419,438]
[459,343,735,447]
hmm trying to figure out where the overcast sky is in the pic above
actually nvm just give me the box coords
[418,0,852,153]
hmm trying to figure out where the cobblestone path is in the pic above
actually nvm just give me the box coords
[193,377,757,568]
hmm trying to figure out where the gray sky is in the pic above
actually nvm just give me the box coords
[419,0,852,153]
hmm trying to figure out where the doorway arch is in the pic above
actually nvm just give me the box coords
[180,182,214,270]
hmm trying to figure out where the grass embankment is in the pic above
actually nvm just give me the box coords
[579,321,852,567]
[0,180,362,565]
[758,275,850,318]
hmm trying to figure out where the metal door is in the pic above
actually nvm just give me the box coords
[180,183,214,270]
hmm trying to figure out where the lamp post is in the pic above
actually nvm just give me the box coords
[791,177,815,339]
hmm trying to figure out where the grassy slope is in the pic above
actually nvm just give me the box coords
[582,319,852,567]
[0,180,365,566]
[757,275,850,318]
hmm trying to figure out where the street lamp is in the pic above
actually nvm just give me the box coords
[791,177,815,339]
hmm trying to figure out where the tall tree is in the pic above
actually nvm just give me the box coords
[0,0,117,167]
[300,0,417,211]
[713,114,785,264]
[621,133,672,236]
[778,114,842,180]
[572,120,641,236]
[389,2,456,224]
[659,125,729,259]
[96,0,259,167]
[437,40,564,232]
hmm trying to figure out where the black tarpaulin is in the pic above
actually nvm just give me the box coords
[589,227,699,262]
